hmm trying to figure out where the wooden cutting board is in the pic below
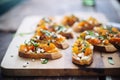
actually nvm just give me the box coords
[1,13,120,76]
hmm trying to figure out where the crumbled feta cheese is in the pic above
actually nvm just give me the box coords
[28,50,33,53]
[23,64,27,67]
[90,45,94,50]
[78,52,84,58]
[57,35,61,38]
[51,32,55,36]
[95,33,99,36]
[84,31,89,34]
[76,57,80,60]
[36,48,41,53]
[40,58,45,62]
[85,35,92,39]
[81,56,89,60]
[40,49,45,53]
[36,35,40,40]
[24,48,27,51]
[66,28,72,32]
[23,62,29,67]
[91,36,95,39]
[36,48,45,53]
[32,59,35,62]
[51,39,55,42]
[102,40,105,44]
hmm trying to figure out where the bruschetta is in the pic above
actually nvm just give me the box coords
[34,29,69,49]
[73,17,101,32]
[72,38,93,65]
[37,18,74,39]
[79,30,117,52]
[19,39,62,59]
[61,15,79,26]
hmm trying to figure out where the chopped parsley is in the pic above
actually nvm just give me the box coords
[24,39,39,47]
[87,31,95,36]
[56,26,66,33]
[41,59,48,64]
[42,17,51,23]
[41,30,51,36]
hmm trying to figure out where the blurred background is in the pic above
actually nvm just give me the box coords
[0,0,120,31]
[0,0,120,80]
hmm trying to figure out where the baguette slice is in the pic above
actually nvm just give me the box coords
[19,51,62,60]
[60,32,73,39]
[94,44,117,53]
[73,22,93,32]
[19,42,62,59]
[54,40,69,49]
[61,15,79,26]
[72,53,93,65]
[72,39,93,65]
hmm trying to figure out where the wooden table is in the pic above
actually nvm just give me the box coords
[0,0,120,80]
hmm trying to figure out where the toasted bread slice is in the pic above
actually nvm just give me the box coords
[54,40,69,49]
[72,53,93,65]
[73,22,93,32]
[80,30,118,53]
[72,39,93,65]
[94,44,117,53]
[19,51,62,60]
[61,15,79,26]
[60,32,73,39]
[19,42,62,59]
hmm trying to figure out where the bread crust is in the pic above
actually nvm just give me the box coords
[60,32,73,39]
[72,54,93,65]
[73,25,93,32]
[55,40,69,49]
[19,51,62,60]
[94,44,117,53]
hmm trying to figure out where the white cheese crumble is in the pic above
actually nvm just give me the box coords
[51,32,55,36]
[36,35,40,40]
[40,58,46,62]
[90,45,94,50]
[95,33,99,36]
[32,59,35,62]
[78,52,84,58]
[85,35,92,39]
[36,48,45,53]
[23,64,27,67]
[57,35,61,38]
[28,50,33,53]
[81,56,89,60]
[24,48,27,51]
[84,31,89,34]
[66,28,72,32]
[51,39,55,42]
[76,57,80,60]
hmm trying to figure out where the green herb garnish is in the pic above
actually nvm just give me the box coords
[56,26,66,33]
[108,57,114,65]
[87,31,94,36]
[41,30,51,36]
[30,39,39,47]
[33,43,39,47]
[41,59,48,64]
[98,36,104,40]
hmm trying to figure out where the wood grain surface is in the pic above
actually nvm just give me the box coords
[0,0,120,79]
[1,14,120,76]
